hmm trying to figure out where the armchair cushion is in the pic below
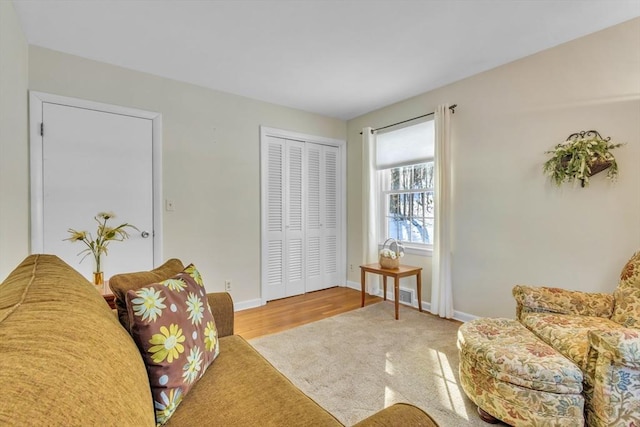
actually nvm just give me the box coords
[513,285,614,319]
[520,313,619,369]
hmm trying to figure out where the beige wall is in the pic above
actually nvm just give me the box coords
[347,18,640,318]
[27,46,346,304]
[4,15,638,315]
[0,1,29,281]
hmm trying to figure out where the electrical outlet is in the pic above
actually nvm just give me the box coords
[350,264,353,272]
[165,199,175,211]
[224,280,232,291]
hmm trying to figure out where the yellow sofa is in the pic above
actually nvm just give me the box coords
[0,254,437,426]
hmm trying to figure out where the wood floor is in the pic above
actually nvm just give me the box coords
[235,287,382,340]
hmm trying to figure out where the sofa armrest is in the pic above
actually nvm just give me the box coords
[512,285,614,320]
[207,292,234,338]
[588,329,640,369]
[352,403,438,427]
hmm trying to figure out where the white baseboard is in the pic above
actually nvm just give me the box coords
[236,284,481,322]
[346,280,478,323]
[346,280,361,290]
[452,310,478,323]
[234,298,263,312]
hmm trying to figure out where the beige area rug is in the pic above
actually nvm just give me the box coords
[250,302,502,427]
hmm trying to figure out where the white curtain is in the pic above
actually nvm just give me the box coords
[431,105,454,318]
[362,127,378,294]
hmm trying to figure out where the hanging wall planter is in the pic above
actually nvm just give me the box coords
[543,130,624,187]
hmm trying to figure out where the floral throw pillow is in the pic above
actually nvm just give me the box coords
[125,264,220,425]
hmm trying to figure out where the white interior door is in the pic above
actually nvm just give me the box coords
[30,93,161,281]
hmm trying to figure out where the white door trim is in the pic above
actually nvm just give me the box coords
[29,91,163,266]
[260,126,347,305]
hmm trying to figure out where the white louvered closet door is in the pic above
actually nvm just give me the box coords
[305,143,322,292]
[284,140,305,297]
[322,145,340,288]
[262,134,341,301]
[263,137,306,300]
[263,136,286,301]
[306,144,340,292]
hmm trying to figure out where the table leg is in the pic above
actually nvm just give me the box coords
[383,276,387,301]
[394,276,400,320]
[417,270,423,313]
[360,268,365,307]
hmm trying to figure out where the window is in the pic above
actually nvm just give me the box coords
[375,120,435,249]
[382,163,434,245]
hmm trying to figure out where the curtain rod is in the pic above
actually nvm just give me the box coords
[360,104,457,135]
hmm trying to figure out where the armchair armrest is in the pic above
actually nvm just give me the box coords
[588,329,640,369]
[513,285,614,320]
[207,292,234,338]
[583,328,640,425]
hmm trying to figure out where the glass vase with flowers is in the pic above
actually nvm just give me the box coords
[65,212,138,287]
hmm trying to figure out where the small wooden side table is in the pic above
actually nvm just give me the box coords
[360,263,423,320]
[98,282,116,310]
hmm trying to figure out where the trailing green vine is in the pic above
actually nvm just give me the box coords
[543,131,624,187]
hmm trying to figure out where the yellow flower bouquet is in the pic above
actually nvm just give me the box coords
[65,212,138,284]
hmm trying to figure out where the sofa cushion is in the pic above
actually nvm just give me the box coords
[165,335,342,426]
[126,264,220,425]
[611,286,640,329]
[520,312,620,369]
[110,258,185,331]
[0,254,155,426]
[619,250,640,289]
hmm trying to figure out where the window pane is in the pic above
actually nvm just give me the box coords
[388,194,400,216]
[412,164,425,189]
[401,166,411,190]
[390,167,400,190]
[385,194,434,245]
[425,163,434,188]
[409,219,427,243]
[424,219,434,245]
[387,216,401,241]
[425,191,434,215]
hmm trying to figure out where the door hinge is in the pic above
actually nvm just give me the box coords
[40,123,44,136]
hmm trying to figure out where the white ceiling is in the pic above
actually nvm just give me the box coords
[12,0,640,120]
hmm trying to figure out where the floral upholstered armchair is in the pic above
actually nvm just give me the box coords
[513,251,640,427]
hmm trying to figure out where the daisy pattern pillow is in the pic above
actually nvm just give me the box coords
[125,264,220,426]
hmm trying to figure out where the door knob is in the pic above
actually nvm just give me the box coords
[141,231,150,238]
